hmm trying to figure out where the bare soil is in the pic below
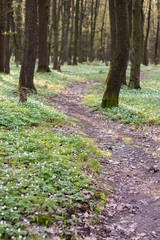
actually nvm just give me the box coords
[49,80,160,240]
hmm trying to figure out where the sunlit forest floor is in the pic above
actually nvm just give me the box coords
[0,63,160,239]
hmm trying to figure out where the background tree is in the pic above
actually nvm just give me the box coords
[142,0,151,66]
[19,0,37,90]
[4,0,12,74]
[154,0,160,65]
[101,0,129,108]
[73,0,79,65]
[129,0,142,89]
[37,0,50,72]
[0,1,5,72]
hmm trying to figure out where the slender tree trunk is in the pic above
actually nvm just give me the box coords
[4,0,12,74]
[78,0,84,63]
[142,0,151,66]
[101,0,129,108]
[129,0,142,89]
[63,0,71,65]
[73,0,79,65]
[0,1,5,72]
[37,0,50,72]
[53,0,59,69]
[154,0,160,65]
[89,0,99,62]
[48,0,53,65]
[68,0,74,64]
[19,0,37,90]
[100,0,107,62]
[109,0,116,59]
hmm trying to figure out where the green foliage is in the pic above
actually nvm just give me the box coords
[83,65,160,125]
[0,65,102,239]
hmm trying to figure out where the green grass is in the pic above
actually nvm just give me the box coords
[0,65,102,239]
[1,62,159,239]
[82,64,160,125]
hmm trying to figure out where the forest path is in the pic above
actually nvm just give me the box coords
[50,80,160,240]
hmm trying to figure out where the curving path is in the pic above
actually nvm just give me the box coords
[50,80,160,240]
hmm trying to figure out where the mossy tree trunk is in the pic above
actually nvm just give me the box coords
[129,0,142,89]
[19,0,37,91]
[101,0,129,108]
[37,0,50,72]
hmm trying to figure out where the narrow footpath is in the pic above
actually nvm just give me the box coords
[50,80,160,240]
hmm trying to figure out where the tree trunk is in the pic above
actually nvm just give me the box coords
[19,0,37,90]
[78,0,84,63]
[53,0,60,69]
[100,0,107,62]
[4,0,12,74]
[68,0,74,64]
[89,0,99,62]
[37,0,50,72]
[63,0,71,65]
[129,0,142,89]
[142,0,151,66]
[154,0,160,65]
[109,0,116,59]
[101,0,129,108]
[73,0,79,65]
[0,1,5,72]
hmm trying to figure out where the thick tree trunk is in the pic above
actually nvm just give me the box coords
[19,0,37,90]
[129,0,142,89]
[37,0,50,72]
[0,1,5,72]
[73,0,79,65]
[101,0,129,108]
[142,0,151,66]
[4,0,12,74]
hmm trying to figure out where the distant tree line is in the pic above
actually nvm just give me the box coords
[0,0,160,107]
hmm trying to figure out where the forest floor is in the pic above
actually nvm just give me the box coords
[50,78,160,240]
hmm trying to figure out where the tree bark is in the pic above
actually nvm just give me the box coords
[37,0,50,72]
[73,0,79,65]
[0,1,5,72]
[101,0,129,108]
[53,0,60,69]
[4,0,12,74]
[129,0,142,89]
[68,0,74,64]
[89,0,99,62]
[100,0,107,62]
[109,0,116,59]
[142,0,151,66]
[154,0,160,65]
[19,0,37,90]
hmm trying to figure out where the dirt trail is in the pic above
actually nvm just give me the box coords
[50,80,160,240]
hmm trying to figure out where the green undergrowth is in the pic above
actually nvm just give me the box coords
[0,126,101,239]
[0,65,105,239]
[83,65,160,125]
